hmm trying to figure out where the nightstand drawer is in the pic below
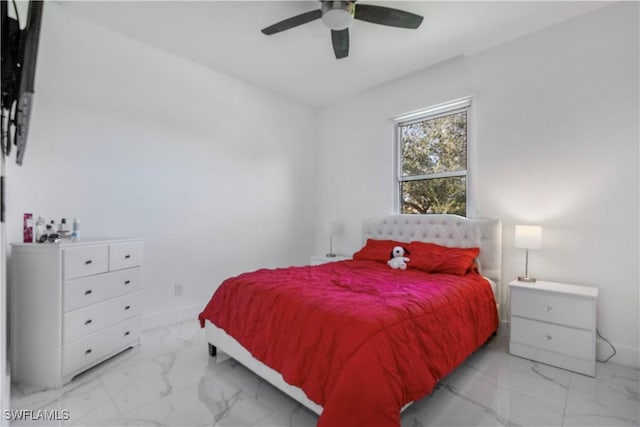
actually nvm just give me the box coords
[63,245,109,280]
[511,316,593,360]
[511,287,594,329]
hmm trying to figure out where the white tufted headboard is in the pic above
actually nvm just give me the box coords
[362,214,502,284]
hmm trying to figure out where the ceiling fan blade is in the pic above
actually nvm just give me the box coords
[354,4,423,29]
[261,9,322,35]
[331,29,349,59]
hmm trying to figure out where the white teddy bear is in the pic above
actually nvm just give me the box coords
[387,246,411,270]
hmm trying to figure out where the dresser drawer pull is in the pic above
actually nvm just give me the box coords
[544,334,553,341]
[84,319,92,325]
[84,260,93,265]
[124,331,130,337]
[85,349,92,355]
[124,280,131,285]
[125,254,131,259]
[124,305,131,311]
[544,306,553,312]
[84,289,93,296]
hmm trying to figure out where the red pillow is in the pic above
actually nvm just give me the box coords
[408,241,479,276]
[353,239,409,263]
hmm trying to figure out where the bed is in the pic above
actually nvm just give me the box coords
[199,214,501,427]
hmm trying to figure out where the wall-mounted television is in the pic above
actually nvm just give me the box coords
[1,0,43,166]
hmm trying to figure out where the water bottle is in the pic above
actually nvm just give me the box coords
[71,217,80,241]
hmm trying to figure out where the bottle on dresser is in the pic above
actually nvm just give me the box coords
[58,218,70,239]
[71,217,80,241]
[47,220,60,243]
[35,216,45,243]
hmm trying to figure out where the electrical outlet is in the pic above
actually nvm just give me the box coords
[174,283,183,296]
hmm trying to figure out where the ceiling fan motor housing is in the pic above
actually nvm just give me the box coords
[321,1,355,30]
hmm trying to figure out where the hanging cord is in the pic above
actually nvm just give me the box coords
[7,0,20,29]
[595,329,616,363]
[12,0,20,25]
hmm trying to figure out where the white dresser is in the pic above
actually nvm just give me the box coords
[9,238,143,388]
[509,279,598,376]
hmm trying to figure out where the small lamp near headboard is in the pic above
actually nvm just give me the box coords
[326,221,345,258]
[515,225,542,283]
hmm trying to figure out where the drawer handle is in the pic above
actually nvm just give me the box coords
[124,305,131,311]
[544,306,553,312]
[124,280,131,285]
[84,289,93,296]
[124,331,130,337]
[85,349,92,355]
[84,260,93,265]
[544,334,553,341]
[125,254,131,259]
[85,319,92,325]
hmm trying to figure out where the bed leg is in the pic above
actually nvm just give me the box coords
[208,343,217,357]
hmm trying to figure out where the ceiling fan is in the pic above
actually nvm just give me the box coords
[261,1,423,60]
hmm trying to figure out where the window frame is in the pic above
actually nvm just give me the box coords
[393,97,472,216]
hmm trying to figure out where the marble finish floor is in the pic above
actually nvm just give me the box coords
[10,320,640,427]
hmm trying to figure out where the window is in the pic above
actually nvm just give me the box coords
[395,98,470,216]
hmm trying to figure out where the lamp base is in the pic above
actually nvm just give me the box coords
[325,253,337,258]
[517,275,536,283]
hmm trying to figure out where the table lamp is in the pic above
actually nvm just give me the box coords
[515,225,542,282]
[326,221,345,258]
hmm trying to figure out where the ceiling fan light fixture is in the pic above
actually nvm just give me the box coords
[321,1,355,30]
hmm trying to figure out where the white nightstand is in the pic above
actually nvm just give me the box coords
[309,255,350,266]
[509,279,598,376]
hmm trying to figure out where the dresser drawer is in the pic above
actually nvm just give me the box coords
[511,316,594,360]
[63,291,141,344]
[109,241,143,271]
[511,287,594,330]
[62,316,140,376]
[63,245,109,280]
[64,268,142,312]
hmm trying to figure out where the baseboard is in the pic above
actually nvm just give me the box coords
[597,340,639,369]
[141,304,202,331]
[497,319,510,337]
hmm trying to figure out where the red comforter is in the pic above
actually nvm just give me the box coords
[199,260,498,427]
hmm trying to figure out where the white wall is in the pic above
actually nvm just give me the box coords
[315,3,639,367]
[5,5,318,326]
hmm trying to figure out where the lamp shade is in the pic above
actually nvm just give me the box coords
[514,225,542,250]
[329,221,345,237]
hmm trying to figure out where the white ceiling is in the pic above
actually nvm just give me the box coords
[56,1,609,108]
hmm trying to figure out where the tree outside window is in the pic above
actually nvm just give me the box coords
[397,102,469,216]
